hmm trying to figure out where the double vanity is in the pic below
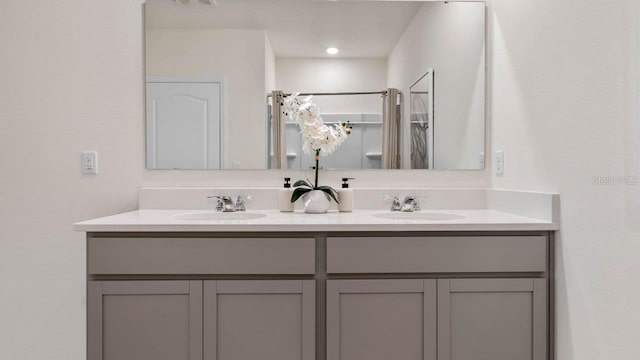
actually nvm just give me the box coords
[75,188,559,360]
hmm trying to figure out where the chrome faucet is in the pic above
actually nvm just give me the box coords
[384,195,427,212]
[234,195,252,212]
[208,195,235,212]
[383,195,402,212]
[207,194,252,212]
[401,196,421,212]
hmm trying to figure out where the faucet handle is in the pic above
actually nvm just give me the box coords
[208,195,232,201]
[402,195,428,212]
[234,194,252,212]
[207,195,225,211]
[383,195,402,211]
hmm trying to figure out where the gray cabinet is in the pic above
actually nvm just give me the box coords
[89,279,315,360]
[88,237,316,275]
[326,278,548,360]
[204,280,315,360]
[88,281,203,360]
[327,236,547,274]
[86,233,553,360]
[326,279,437,360]
[437,279,547,360]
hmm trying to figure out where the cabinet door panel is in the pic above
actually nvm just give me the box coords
[204,280,315,360]
[326,279,436,360]
[438,278,547,360]
[89,237,315,275]
[327,236,546,273]
[88,281,202,360]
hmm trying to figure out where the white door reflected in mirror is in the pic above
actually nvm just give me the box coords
[146,77,223,170]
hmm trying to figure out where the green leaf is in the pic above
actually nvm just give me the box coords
[293,179,312,188]
[317,186,340,204]
[291,187,312,203]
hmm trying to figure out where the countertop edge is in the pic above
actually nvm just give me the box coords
[74,223,559,233]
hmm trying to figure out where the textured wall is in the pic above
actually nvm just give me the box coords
[276,58,388,115]
[0,0,145,359]
[488,0,640,358]
[388,2,486,170]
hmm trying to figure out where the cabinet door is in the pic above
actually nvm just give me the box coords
[88,281,202,360]
[326,279,437,360]
[204,280,315,360]
[438,279,547,360]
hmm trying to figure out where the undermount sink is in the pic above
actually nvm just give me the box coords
[172,212,266,221]
[374,212,466,221]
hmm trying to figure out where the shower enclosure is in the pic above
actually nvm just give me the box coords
[267,89,402,170]
[409,70,434,169]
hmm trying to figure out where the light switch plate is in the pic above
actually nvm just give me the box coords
[495,150,504,176]
[82,151,98,174]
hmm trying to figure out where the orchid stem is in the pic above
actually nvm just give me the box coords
[314,150,320,189]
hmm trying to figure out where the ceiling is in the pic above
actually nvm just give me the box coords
[145,0,424,58]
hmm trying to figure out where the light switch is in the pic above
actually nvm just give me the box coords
[82,151,98,174]
[495,150,504,176]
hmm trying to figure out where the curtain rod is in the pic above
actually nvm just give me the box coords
[267,91,388,98]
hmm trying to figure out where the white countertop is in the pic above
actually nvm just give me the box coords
[73,209,558,233]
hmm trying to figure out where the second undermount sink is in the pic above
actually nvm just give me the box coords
[172,212,266,221]
[374,212,466,221]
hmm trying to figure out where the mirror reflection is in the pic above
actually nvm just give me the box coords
[145,0,485,170]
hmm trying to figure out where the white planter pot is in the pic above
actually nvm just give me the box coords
[302,190,331,214]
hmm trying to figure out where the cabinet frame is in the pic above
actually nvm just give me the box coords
[86,231,554,360]
[87,280,203,360]
[203,280,316,360]
[437,278,547,360]
[326,279,437,360]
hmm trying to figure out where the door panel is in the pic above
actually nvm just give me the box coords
[438,278,547,360]
[204,280,315,360]
[146,80,222,169]
[326,279,436,360]
[88,281,202,360]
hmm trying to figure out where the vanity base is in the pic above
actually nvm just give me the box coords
[86,231,555,360]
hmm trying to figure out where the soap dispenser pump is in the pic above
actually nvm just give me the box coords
[337,178,354,212]
[279,177,295,212]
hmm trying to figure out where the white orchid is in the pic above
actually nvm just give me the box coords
[281,94,351,156]
[281,93,353,204]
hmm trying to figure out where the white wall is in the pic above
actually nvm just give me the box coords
[388,2,485,170]
[276,58,387,114]
[0,0,145,359]
[146,29,269,169]
[488,0,640,358]
[265,34,276,101]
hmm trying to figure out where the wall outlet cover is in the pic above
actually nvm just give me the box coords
[495,150,504,176]
[82,151,98,175]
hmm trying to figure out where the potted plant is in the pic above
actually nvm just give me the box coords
[281,93,352,213]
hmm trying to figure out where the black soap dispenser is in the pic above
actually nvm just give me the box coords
[279,177,294,212]
[337,178,354,212]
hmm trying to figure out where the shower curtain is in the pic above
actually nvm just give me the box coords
[382,88,401,169]
[271,91,287,169]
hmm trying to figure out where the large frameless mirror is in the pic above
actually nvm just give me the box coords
[144,0,485,170]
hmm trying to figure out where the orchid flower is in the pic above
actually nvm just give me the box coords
[280,93,353,203]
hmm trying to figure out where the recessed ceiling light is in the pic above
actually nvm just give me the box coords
[326,47,339,55]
